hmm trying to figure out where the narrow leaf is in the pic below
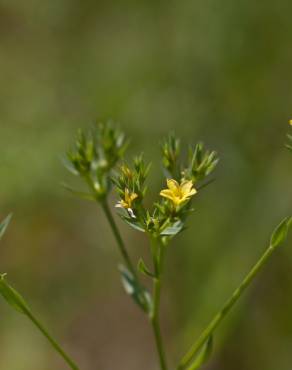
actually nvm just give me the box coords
[0,214,12,241]
[61,156,80,176]
[120,216,145,232]
[160,220,184,236]
[187,336,213,370]
[138,259,155,278]
[61,183,95,201]
[119,265,152,312]
[196,178,215,191]
[270,217,292,248]
[0,274,28,314]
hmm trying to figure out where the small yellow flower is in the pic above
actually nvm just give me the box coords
[289,119,292,126]
[116,188,138,209]
[160,179,197,206]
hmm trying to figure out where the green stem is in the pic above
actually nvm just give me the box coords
[178,240,285,369]
[150,239,168,370]
[84,174,137,278]
[101,199,137,279]
[0,278,80,370]
[25,310,80,370]
[84,175,138,280]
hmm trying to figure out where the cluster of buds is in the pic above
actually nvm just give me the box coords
[113,156,150,222]
[161,134,218,185]
[114,134,219,241]
[161,133,180,179]
[182,142,219,184]
[64,122,128,200]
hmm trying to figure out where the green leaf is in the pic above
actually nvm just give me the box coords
[160,220,184,236]
[196,178,215,191]
[0,214,12,241]
[120,216,145,232]
[138,259,155,278]
[270,217,292,248]
[0,274,28,314]
[187,336,213,370]
[61,183,95,201]
[61,156,80,176]
[119,265,152,312]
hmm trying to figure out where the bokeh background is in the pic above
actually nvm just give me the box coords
[1,1,292,369]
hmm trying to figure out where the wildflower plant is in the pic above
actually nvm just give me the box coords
[111,134,219,369]
[0,121,291,370]
[63,122,291,370]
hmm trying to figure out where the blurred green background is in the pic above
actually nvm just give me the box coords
[1,1,292,369]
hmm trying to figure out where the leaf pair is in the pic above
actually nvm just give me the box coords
[119,265,152,313]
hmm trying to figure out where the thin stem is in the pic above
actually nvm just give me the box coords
[151,280,168,370]
[178,240,285,369]
[0,278,80,370]
[84,175,137,278]
[101,199,137,279]
[150,239,168,370]
[25,309,80,370]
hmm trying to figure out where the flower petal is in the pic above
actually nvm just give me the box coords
[167,179,179,191]
[188,188,197,196]
[181,180,194,193]
[127,208,136,219]
[130,192,138,202]
[172,196,182,206]
[160,189,175,200]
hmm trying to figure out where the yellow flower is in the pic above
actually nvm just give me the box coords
[289,119,292,126]
[116,188,138,209]
[160,179,197,206]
